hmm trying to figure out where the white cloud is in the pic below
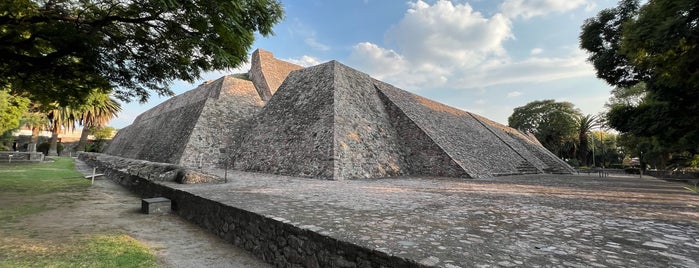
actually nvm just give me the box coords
[285,55,323,67]
[500,0,591,19]
[452,52,594,88]
[289,19,331,51]
[348,42,408,79]
[347,0,594,91]
[305,38,330,51]
[507,91,523,98]
[385,0,512,67]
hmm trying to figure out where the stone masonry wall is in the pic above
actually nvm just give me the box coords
[375,81,526,178]
[248,49,303,101]
[332,62,411,179]
[105,100,206,164]
[468,114,548,173]
[79,153,424,268]
[233,63,336,178]
[473,114,574,173]
[178,76,263,169]
[105,79,224,163]
[376,86,470,178]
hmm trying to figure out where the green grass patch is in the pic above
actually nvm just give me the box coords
[0,157,90,194]
[0,234,158,268]
[0,158,159,267]
[0,204,47,225]
[684,186,699,193]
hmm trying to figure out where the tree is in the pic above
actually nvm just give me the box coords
[0,0,284,106]
[46,105,79,156]
[74,92,121,152]
[581,0,699,153]
[21,109,48,152]
[0,90,30,134]
[91,126,116,140]
[508,100,582,158]
[86,126,116,152]
[579,0,645,88]
[576,114,600,166]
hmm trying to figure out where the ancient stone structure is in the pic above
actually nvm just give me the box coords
[231,61,573,179]
[107,49,573,179]
[248,49,304,101]
[106,49,300,169]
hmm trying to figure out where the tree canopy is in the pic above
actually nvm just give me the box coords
[508,100,582,157]
[0,89,30,134]
[581,0,699,153]
[0,0,284,106]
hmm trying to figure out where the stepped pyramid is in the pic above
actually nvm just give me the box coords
[105,49,302,169]
[230,61,573,179]
[107,49,573,179]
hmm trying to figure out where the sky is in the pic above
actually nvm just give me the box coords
[110,0,619,129]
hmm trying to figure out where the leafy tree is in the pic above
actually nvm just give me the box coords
[91,126,116,140]
[0,90,30,134]
[0,0,284,105]
[579,0,645,88]
[590,130,623,168]
[581,0,699,153]
[508,100,582,158]
[84,126,116,152]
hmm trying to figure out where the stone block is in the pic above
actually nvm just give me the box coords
[141,197,171,214]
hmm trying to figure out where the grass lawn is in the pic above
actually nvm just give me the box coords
[0,157,158,268]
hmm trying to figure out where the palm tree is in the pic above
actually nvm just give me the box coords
[74,93,121,152]
[46,105,78,156]
[576,114,600,166]
[21,106,48,152]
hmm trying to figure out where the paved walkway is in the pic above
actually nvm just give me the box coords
[164,168,699,268]
[73,159,271,268]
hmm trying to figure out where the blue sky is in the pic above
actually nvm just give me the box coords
[111,0,619,129]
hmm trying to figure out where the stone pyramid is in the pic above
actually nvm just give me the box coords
[105,49,302,169]
[229,61,573,179]
[107,49,573,179]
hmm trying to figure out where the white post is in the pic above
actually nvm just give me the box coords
[91,167,96,185]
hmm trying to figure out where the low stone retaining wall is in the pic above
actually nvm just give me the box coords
[78,153,425,268]
[0,151,43,162]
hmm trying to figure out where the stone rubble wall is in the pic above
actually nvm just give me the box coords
[105,100,206,164]
[332,62,411,179]
[376,87,470,178]
[106,76,263,169]
[469,114,548,173]
[79,152,425,268]
[178,77,263,169]
[232,63,336,178]
[79,152,224,184]
[248,49,303,101]
[374,81,525,179]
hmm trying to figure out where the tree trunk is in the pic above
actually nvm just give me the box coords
[76,127,91,152]
[28,126,40,152]
[48,124,59,156]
